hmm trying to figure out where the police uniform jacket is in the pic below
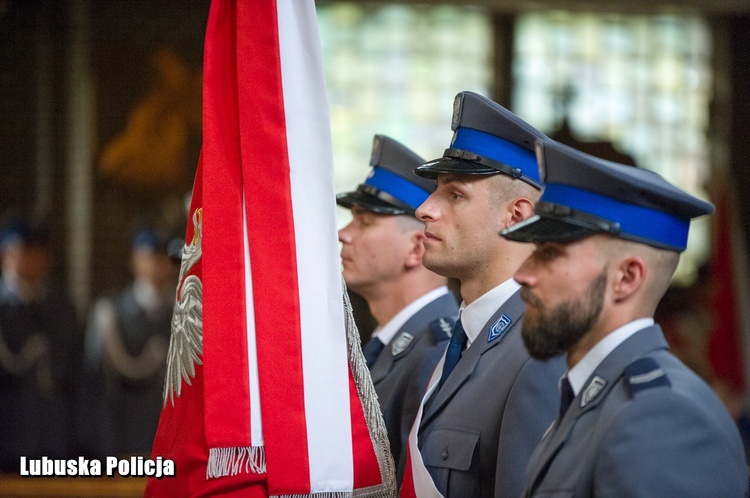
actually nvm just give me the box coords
[417,289,565,498]
[0,277,83,471]
[370,291,457,484]
[82,283,172,458]
[523,325,749,497]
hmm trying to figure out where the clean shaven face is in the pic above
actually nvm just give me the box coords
[338,206,415,296]
[416,174,507,280]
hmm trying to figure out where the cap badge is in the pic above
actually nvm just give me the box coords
[370,135,381,165]
[451,93,462,130]
[487,313,512,343]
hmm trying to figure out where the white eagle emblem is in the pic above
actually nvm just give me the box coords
[164,208,204,406]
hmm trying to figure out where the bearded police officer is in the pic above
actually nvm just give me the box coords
[502,139,749,497]
[337,135,458,484]
[401,92,565,498]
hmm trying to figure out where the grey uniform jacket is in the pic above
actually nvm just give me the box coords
[523,325,749,498]
[417,290,565,498]
[370,292,458,484]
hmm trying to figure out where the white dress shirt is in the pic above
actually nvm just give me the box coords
[371,286,450,346]
[459,278,521,349]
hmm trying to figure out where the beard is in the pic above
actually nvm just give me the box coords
[520,269,607,360]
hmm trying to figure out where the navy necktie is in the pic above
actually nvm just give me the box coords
[363,337,385,368]
[560,376,575,419]
[439,319,467,389]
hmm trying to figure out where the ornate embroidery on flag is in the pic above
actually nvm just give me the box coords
[164,207,203,407]
[182,1,397,497]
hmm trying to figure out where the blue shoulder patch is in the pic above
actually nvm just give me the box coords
[487,314,512,343]
[429,317,454,343]
[625,358,671,396]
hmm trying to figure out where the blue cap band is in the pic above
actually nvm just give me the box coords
[364,167,431,210]
[452,127,540,183]
[542,183,690,250]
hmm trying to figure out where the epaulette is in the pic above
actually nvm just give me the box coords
[429,317,455,343]
[624,357,671,397]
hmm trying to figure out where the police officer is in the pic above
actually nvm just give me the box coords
[337,135,458,484]
[502,139,749,496]
[83,226,178,458]
[402,92,565,498]
[0,213,83,471]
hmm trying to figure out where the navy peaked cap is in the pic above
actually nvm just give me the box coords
[336,135,435,215]
[501,140,714,252]
[0,213,49,249]
[414,91,547,189]
[131,225,183,254]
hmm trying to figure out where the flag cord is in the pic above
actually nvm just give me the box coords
[342,277,398,498]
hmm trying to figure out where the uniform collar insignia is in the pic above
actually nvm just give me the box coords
[487,313,513,343]
[391,332,414,356]
[438,318,453,336]
[581,375,607,408]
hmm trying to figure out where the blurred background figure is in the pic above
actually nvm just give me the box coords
[0,211,84,472]
[81,224,179,459]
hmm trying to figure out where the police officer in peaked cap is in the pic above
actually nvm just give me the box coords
[337,135,437,216]
[403,92,565,498]
[337,134,458,485]
[502,139,749,497]
[0,211,83,471]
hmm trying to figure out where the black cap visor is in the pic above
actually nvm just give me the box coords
[414,156,499,180]
[500,214,601,244]
[415,148,542,190]
[336,187,413,215]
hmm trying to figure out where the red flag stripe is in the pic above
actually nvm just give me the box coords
[202,0,252,449]
[236,0,311,492]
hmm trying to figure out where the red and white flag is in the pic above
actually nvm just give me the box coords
[145,1,395,496]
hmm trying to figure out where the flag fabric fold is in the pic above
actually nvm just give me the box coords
[146,0,395,496]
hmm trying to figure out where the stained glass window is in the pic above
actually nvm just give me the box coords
[513,12,713,283]
[317,3,493,223]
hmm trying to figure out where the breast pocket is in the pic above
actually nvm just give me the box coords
[422,427,480,496]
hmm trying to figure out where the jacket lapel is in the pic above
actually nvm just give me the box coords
[370,293,458,385]
[369,349,394,384]
[420,290,526,426]
[525,326,670,493]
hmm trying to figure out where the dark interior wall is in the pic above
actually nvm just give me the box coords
[88,1,207,299]
[729,14,750,251]
[0,1,67,216]
[0,1,209,304]
[0,1,72,281]
[0,3,35,212]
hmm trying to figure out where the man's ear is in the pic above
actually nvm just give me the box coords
[405,230,426,268]
[611,256,647,303]
[506,197,535,228]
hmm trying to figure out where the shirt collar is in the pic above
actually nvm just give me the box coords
[372,286,450,346]
[567,317,655,395]
[459,278,520,348]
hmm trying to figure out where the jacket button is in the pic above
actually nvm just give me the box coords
[441,449,449,461]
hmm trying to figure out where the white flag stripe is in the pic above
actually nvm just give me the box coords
[407,357,446,497]
[242,194,264,445]
[277,0,355,490]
